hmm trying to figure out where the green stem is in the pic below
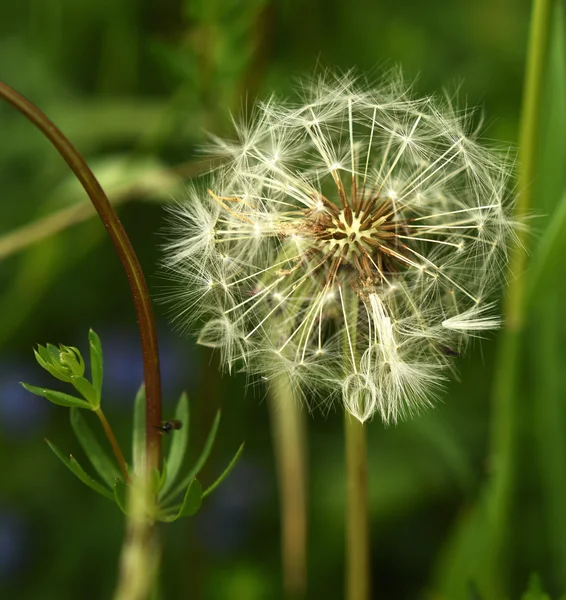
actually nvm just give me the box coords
[95,408,131,483]
[114,478,160,600]
[488,0,553,583]
[502,0,553,331]
[344,413,370,600]
[0,81,162,470]
[269,375,308,598]
[342,287,370,600]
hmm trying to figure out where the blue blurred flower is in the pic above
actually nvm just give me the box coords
[0,508,28,581]
[88,325,199,408]
[195,460,268,555]
[0,362,49,438]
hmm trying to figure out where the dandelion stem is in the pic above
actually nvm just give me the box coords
[342,290,370,600]
[488,0,553,587]
[0,81,162,471]
[269,375,308,598]
[344,414,370,600]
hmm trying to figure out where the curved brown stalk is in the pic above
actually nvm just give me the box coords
[0,81,162,469]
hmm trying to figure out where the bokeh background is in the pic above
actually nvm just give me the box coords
[1,0,565,598]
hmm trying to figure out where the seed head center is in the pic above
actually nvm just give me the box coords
[321,208,388,259]
[302,196,403,284]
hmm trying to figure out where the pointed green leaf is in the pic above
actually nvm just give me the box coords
[149,467,162,495]
[159,459,168,491]
[159,392,189,498]
[45,439,114,501]
[132,385,146,476]
[202,442,244,498]
[33,348,70,382]
[114,478,128,514]
[88,329,103,400]
[59,346,85,377]
[21,383,91,409]
[165,410,221,502]
[70,376,99,407]
[33,349,55,374]
[70,408,120,488]
[159,478,203,522]
[46,343,60,360]
[36,345,51,363]
[176,478,203,518]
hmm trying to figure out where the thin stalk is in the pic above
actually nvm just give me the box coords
[95,408,131,483]
[268,375,308,598]
[342,288,370,600]
[488,0,553,584]
[344,414,369,600]
[0,81,162,470]
[114,477,160,600]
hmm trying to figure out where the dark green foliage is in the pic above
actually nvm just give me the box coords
[2,0,566,598]
[521,575,552,600]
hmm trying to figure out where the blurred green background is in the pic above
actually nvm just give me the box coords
[1,0,565,598]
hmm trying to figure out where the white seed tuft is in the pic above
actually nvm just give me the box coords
[164,72,515,423]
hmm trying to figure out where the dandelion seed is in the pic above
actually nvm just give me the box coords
[164,72,516,424]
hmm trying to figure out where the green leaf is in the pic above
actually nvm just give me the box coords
[33,348,57,374]
[159,478,203,522]
[159,460,168,491]
[88,329,103,400]
[202,442,244,498]
[159,392,189,498]
[59,345,85,377]
[132,385,146,476]
[114,478,128,514]
[70,376,99,408]
[45,439,114,501]
[165,410,221,502]
[70,408,120,488]
[36,344,52,364]
[46,343,60,360]
[33,347,70,382]
[21,383,91,409]
[149,468,162,495]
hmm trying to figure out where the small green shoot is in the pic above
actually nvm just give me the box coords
[22,330,243,523]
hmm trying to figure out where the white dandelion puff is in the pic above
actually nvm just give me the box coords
[164,72,515,424]
[442,302,502,332]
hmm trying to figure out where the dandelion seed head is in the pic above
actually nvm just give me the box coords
[164,72,516,423]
